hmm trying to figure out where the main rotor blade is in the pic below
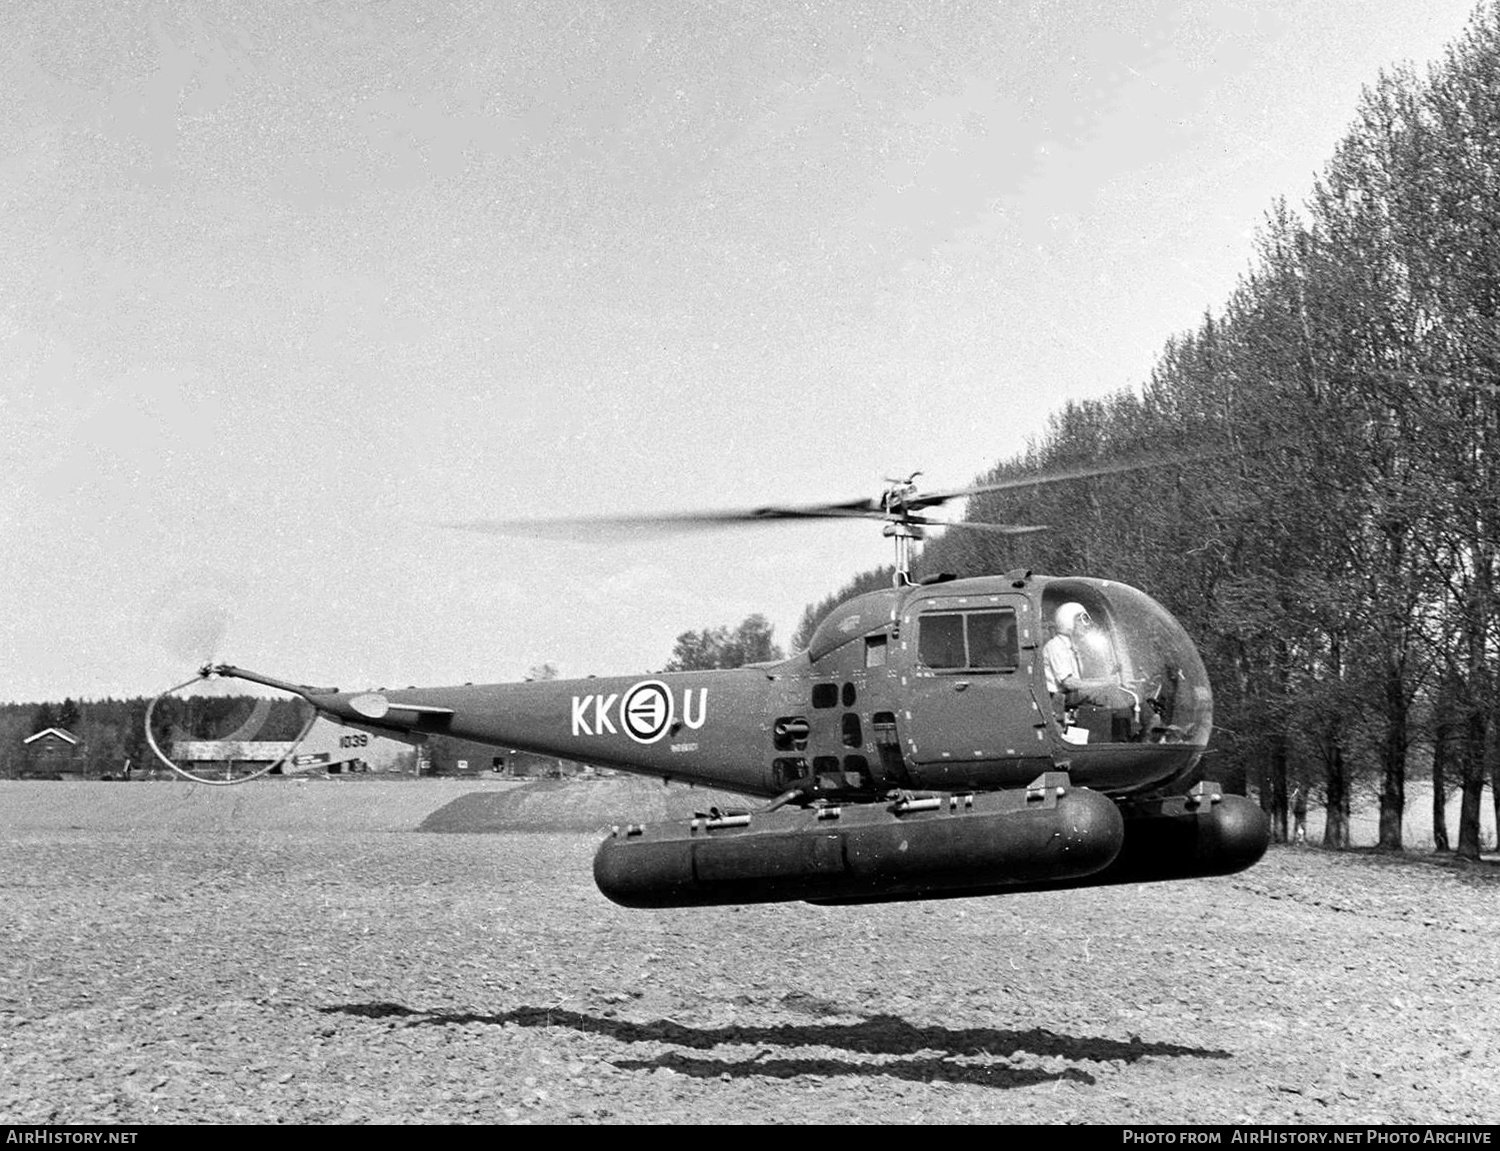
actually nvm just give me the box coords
[448,447,1220,541]
[446,497,888,541]
[914,518,1051,535]
[908,449,1219,511]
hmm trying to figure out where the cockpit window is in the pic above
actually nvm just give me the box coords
[918,609,1019,671]
[1041,578,1214,746]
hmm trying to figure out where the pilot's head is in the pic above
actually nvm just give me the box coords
[1055,602,1093,636]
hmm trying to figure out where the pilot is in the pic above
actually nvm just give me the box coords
[1043,602,1153,740]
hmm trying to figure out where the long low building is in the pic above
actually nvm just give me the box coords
[169,741,300,779]
[161,716,415,779]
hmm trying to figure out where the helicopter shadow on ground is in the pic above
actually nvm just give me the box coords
[320,1002,1230,1091]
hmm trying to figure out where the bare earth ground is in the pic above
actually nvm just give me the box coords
[1,778,1497,1126]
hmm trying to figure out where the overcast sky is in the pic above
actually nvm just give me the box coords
[1,0,1483,703]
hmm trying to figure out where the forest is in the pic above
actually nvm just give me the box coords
[798,6,1500,859]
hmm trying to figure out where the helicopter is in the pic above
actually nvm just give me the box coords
[153,460,1270,908]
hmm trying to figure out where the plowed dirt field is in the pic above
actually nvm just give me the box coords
[2,779,1497,1125]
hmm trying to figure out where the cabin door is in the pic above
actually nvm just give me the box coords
[900,594,1042,783]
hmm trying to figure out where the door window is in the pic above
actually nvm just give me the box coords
[917,609,1019,672]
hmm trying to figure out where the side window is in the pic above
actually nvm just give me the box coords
[864,635,888,668]
[917,613,966,669]
[967,610,1019,671]
[918,608,1019,671]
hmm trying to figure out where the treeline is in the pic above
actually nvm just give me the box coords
[810,6,1500,857]
[664,614,783,671]
[0,696,310,778]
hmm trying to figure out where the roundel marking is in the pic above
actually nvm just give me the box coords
[620,680,674,744]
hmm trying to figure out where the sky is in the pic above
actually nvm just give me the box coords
[0,0,1485,703]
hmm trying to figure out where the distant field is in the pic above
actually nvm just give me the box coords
[1,775,1492,849]
[1299,779,1496,853]
[0,775,504,834]
[0,776,746,835]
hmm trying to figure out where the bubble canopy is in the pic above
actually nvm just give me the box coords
[1041,577,1213,746]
